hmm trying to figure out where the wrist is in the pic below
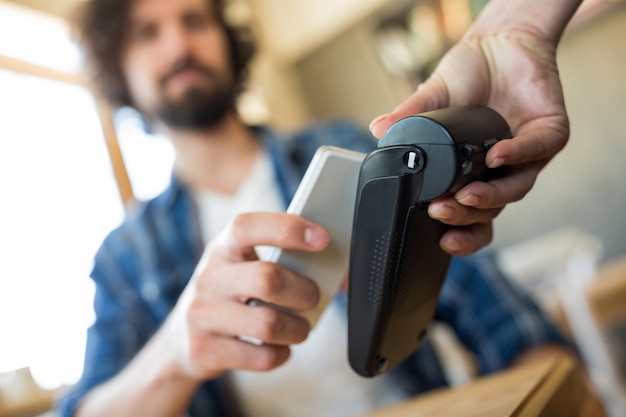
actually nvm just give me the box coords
[466,0,583,44]
[75,321,203,417]
[156,307,227,385]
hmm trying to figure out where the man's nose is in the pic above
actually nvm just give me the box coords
[160,24,193,61]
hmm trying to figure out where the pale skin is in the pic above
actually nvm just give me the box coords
[75,0,600,416]
[370,0,584,256]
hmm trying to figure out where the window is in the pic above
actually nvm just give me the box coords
[0,2,124,390]
[115,108,175,201]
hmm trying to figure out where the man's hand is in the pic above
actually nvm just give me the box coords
[167,212,329,381]
[370,30,569,256]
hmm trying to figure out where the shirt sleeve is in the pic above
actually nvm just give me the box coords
[55,235,155,417]
[435,253,570,373]
[56,194,227,417]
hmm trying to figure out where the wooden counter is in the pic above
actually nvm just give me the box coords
[360,354,589,417]
[586,256,626,326]
[0,368,54,417]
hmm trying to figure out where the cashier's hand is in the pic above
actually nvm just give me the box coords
[165,213,327,381]
[370,30,569,256]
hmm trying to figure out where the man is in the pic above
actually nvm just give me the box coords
[58,0,571,416]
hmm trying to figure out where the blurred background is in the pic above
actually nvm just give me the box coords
[0,0,625,416]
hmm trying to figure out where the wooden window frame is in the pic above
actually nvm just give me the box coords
[0,53,135,207]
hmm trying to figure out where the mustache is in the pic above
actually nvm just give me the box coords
[159,57,218,86]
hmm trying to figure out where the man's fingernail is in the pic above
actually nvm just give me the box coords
[305,226,328,248]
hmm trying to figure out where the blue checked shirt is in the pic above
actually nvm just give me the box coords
[58,121,566,417]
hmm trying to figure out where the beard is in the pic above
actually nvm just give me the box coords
[155,84,236,129]
[148,57,238,130]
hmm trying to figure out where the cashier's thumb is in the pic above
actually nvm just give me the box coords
[369,76,449,139]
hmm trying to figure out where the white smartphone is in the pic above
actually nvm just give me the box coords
[256,145,366,328]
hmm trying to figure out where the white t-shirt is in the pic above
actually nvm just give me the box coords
[193,150,285,242]
[193,150,406,417]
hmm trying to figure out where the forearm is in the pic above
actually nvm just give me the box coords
[75,320,201,417]
[467,0,584,44]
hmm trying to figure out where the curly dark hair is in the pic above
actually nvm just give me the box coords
[71,0,256,108]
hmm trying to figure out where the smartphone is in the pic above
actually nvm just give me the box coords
[256,145,366,328]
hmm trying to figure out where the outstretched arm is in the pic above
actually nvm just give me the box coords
[370,0,583,256]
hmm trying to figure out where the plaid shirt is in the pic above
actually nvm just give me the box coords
[58,121,566,417]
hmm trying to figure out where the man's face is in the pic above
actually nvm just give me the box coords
[122,0,236,129]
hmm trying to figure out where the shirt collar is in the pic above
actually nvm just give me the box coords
[155,125,301,214]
